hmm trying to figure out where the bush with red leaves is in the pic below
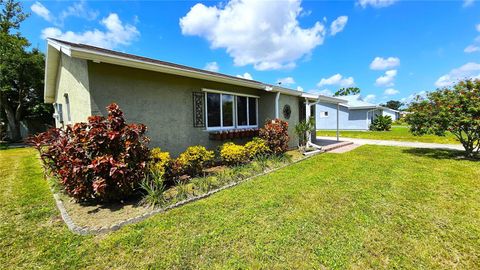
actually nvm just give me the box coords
[28,103,150,202]
[259,119,290,154]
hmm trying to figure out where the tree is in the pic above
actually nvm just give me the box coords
[334,87,360,96]
[380,100,404,110]
[0,0,50,141]
[405,79,480,158]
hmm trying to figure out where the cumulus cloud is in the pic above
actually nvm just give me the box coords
[31,1,98,26]
[464,45,480,53]
[463,0,475,7]
[179,0,327,70]
[31,2,52,22]
[330,16,348,36]
[370,57,400,70]
[384,88,399,95]
[297,86,304,91]
[375,69,397,87]
[311,89,334,97]
[204,62,219,72]
[317,74,355,88]
[277,77,295,86]
[435,62,480,87]
[41,13,139,49]
[400,91,427,104]
[237,72,253,80]
[357,0,398,8]
[364,94,376,103]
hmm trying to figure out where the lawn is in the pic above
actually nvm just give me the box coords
[1,146,479,269]
[317,126,460,144]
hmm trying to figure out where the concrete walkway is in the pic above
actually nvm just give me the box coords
[316,136,464,151]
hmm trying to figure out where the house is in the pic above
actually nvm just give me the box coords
[315,95,399,131]
[44,38,344,156]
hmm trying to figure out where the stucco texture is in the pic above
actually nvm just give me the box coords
[86,62,301,156]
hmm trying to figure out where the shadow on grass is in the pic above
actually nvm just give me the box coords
[402,148,479,161]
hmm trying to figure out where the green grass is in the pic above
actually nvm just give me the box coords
[1,147,479,269]
[317,126,460,144]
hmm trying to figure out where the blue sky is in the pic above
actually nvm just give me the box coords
[22,0,480,105]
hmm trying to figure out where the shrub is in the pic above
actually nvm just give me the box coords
[176,146,214,176]
[140,172,167,207]
[370,115,392,131]
[244,137,270,158]
[220,142,248,165]
[28,103,150,202]
[294,117,315,147]
[259,119,290,154]
[149,148,171,178]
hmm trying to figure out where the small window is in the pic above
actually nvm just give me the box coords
[237,96,248,126]
[222,94,234,127]
[324,111,328,117]
[319,111,329,118]
[248,97,257,126]
[207,93,221,127]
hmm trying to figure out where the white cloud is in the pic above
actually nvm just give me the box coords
[364,94,376,103]
[277,77,295,86]
[435,62,480,87]
[41,13,139,49]
[179,0,327,70]
[297,86,304,91]
[464,45,480,53]
[204,61,219,72]
[330,16,348,36]
[369,57,400,70]
[31,1,98,26]
[476,24,480,32]
[358,0,398,8]
[384,88,399,95]
[400,91,427,104]
[317,73,355,88]
[375,69,397,87]
[310,89,334,96]
[463,0,475,7]
[237,72,253,80]
[31,2,52,22]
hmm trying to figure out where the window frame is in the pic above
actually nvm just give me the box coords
[203,89,259,131]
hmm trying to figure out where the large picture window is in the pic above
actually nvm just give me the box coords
[205,91,258,129]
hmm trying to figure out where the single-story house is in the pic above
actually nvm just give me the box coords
[316,95,400,130]
[44,38,344,156]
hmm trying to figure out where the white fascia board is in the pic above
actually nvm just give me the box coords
[69,48,266,90]
[44,43,61,103]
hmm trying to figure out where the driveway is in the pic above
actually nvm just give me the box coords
[316,136,464,151]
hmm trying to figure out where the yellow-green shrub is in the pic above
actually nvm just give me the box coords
[176,145,214,176]
[220,142,248,165]
[149,147,171,178]
[245,137,270,159]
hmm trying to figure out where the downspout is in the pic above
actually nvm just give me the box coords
[275,92,280,119]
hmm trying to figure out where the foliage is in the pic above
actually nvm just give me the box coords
[244,137,270,158]
[294,117,315,147]
[380,100,404,110]
[176,145,214,176]
[28,103,150,202]
[369,115,393,131]
[334,87,360,96]
[174,179,191,201]
[220,142,248,165]
[149,148,171,178]
[406,79,480,158]
[140,171,167,207]
[0,0,52,141]
[259,119,290,154]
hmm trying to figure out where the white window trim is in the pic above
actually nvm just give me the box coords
[204,90,259,131]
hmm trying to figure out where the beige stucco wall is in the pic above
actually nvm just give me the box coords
[54,53,91,126]
[86,62,302,156]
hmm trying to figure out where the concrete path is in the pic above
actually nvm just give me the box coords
[316,136,464,151]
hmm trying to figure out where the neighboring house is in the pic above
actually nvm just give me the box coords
[44,39,344,156]
[316,95,399,130]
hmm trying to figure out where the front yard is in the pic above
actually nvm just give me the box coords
[1,146,479,269]
[317,126,460,144]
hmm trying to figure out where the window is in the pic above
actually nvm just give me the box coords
[319,111,329,118]
[205,91,258,129]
